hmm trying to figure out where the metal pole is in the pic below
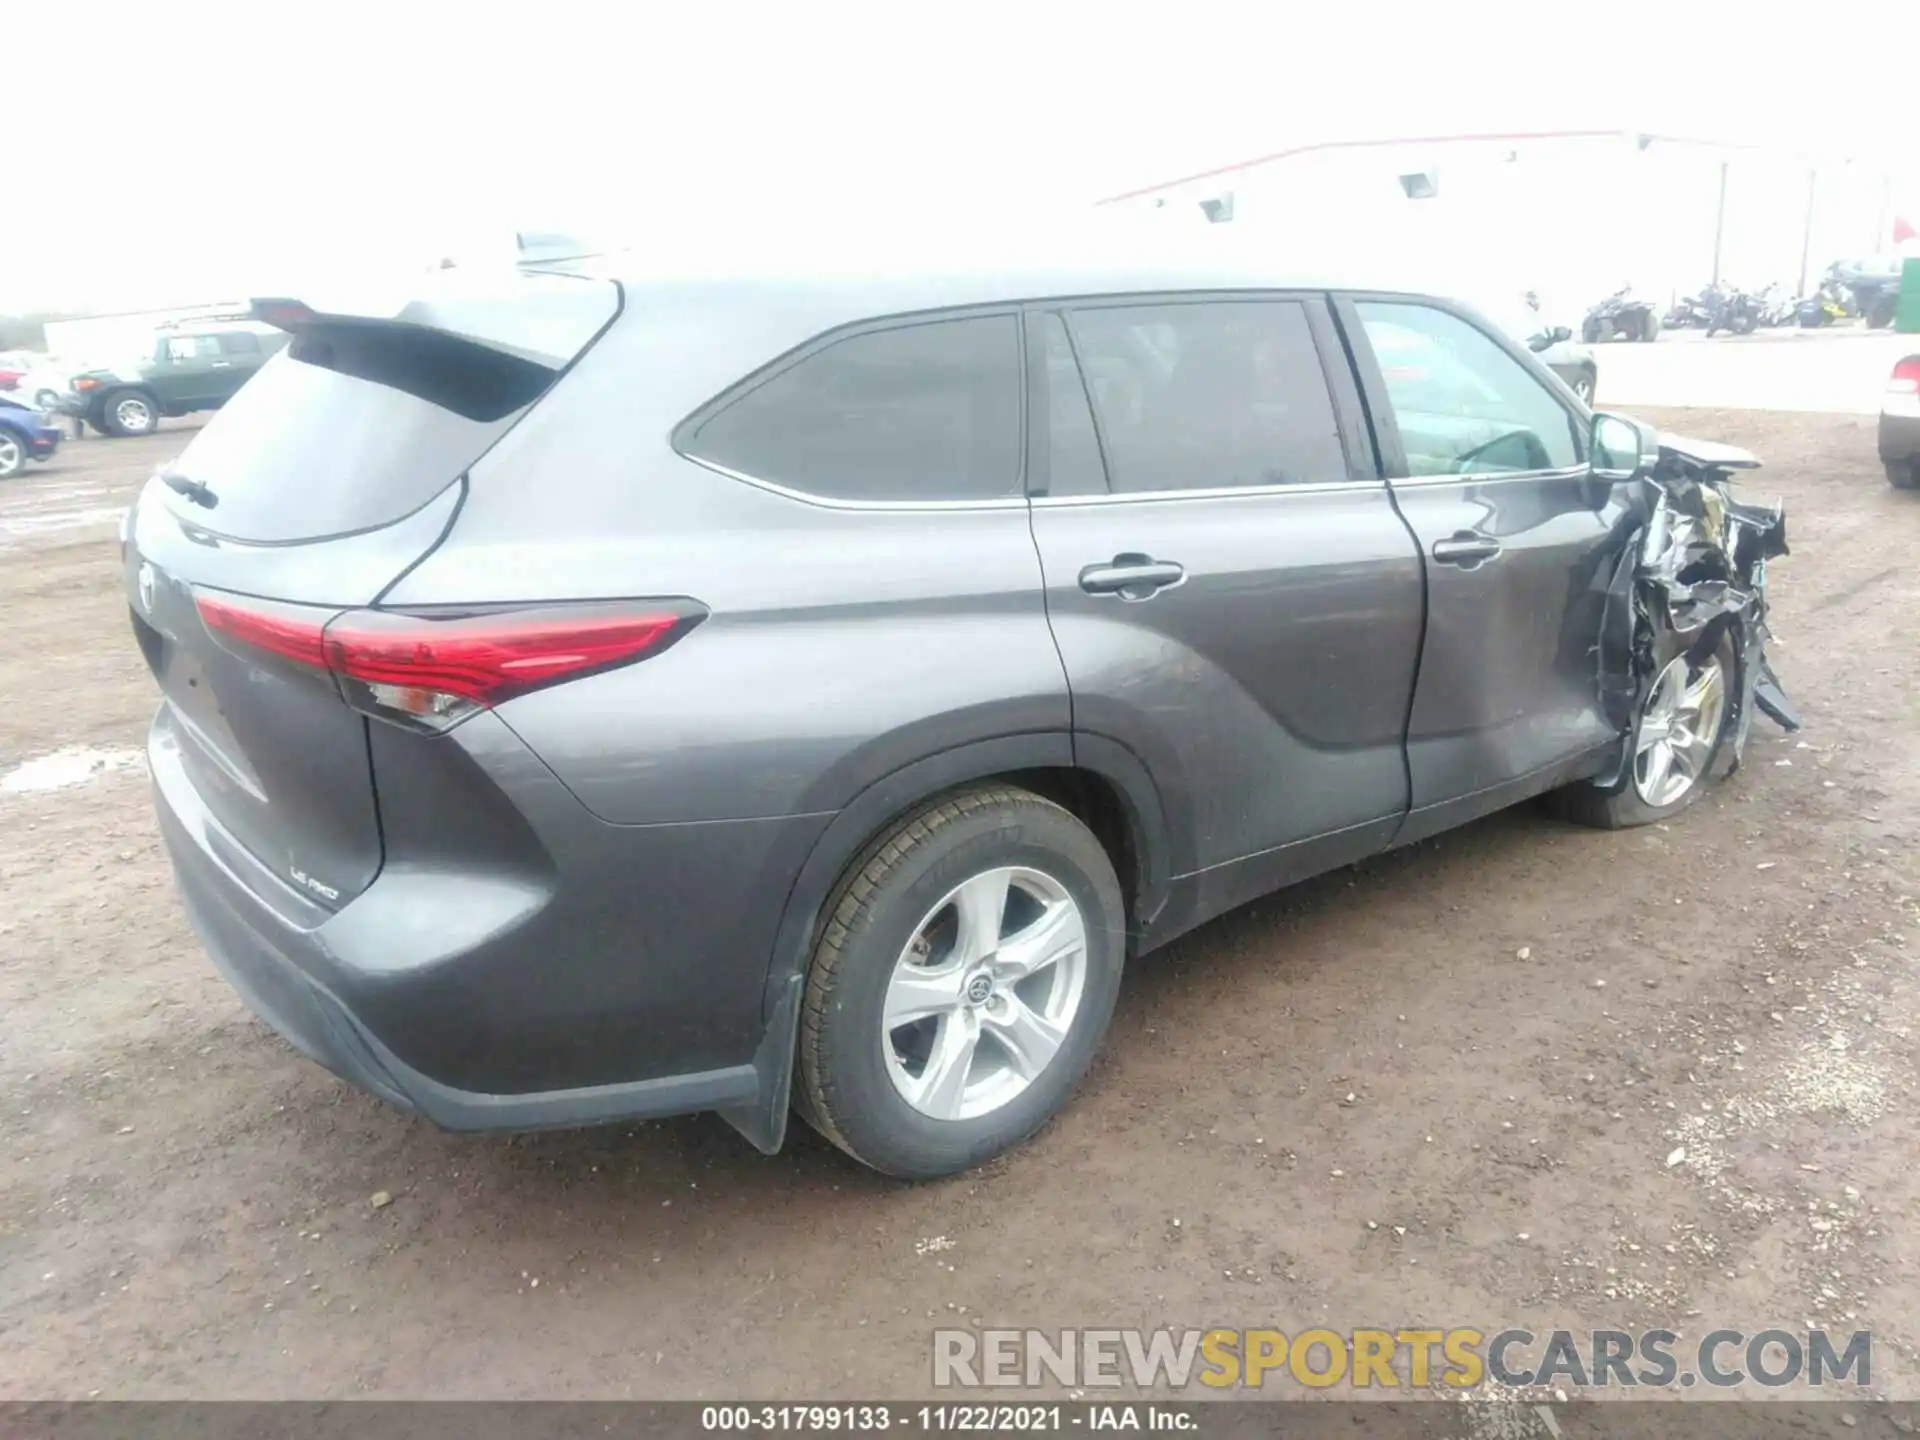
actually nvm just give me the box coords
[1798,169,1817,296]
[1710,160,1729,284]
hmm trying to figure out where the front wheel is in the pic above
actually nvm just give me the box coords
[795,786,1125,1178]
[1553,634,1737,830]
[1571,369,1596,404]
[100,389,160,437]
[0,431,24,479]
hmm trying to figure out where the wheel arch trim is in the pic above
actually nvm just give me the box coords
[719,731,1171,1155]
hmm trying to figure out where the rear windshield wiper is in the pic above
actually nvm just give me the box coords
[162,472,219,509]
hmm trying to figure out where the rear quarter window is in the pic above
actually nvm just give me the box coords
[681,314,1023,503]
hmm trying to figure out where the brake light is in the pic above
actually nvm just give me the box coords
[1887,357,1920,418]
[196,595,702,732]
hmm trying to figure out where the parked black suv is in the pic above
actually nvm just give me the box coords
[68,320,287,436]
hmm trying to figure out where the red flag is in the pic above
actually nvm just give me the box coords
[1895,214,1917,245]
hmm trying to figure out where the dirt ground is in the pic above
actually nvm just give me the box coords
[1,410,1916,1401]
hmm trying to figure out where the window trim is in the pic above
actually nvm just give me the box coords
[1332,292,1588,483]
[1020,308,1112,499]
[671,304,1029,512]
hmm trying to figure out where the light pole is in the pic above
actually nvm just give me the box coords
[1711,160,1730,285]
[1798,170,1818,296]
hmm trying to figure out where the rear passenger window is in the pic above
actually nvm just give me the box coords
[1065,300,1346,492]
[686,315,1022,502]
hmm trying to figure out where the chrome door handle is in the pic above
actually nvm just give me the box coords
[1078,554,1186,600]
[1431,531,1502,569]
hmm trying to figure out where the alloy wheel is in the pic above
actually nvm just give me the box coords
[1633,651,1728,808]
[115,397,154,432]
[882,866,1089,1121]
[0,433,22,478]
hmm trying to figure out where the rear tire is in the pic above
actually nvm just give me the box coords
[1890,461,1919,490]
[1553,633,1738,830]
[1572,369,1596,405]
[100,389,159,437]
[0,432,24,479]
[795,785,1125,1179]
[1582,317,1603,344]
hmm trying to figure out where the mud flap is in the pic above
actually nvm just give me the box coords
[716,971,801,1155]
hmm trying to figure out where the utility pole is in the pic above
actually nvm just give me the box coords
[1710,160,1730,285]
[1798,169,1818,296]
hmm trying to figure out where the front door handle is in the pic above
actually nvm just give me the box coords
[1430,531,1502,569]
[1078,554,1186,600]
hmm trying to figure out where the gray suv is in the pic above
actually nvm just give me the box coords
[126,252,1781,1179]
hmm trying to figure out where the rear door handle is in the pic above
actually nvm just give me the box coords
[1078,554,1186,600]
[1430,531,1502,569]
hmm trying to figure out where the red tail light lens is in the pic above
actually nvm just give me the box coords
[196,593,331,669]
[197,595,703,731]
[1887,357,1920,418]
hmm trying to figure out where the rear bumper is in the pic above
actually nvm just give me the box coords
[150,707,829,1135]
[1880,411,1920,466]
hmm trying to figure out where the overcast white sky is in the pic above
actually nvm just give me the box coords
[7,0,1917,314]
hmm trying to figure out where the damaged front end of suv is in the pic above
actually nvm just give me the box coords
[1590,415,1798,803]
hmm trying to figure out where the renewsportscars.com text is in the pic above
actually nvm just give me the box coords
[932,1327,1871,1391]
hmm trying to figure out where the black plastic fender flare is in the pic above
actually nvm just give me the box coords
[720,732,1172,1154]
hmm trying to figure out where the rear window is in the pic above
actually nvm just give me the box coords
[682,314,1022,503]
[159,273,618,543]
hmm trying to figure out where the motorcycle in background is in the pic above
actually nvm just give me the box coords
[1583,288,1661,343]
[1757,285,1798,327]
[1705,286,1764,336]
[1665,290,1714,329]
[1797,271,1857,328]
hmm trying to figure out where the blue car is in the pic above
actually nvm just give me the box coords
[0,395,62,479]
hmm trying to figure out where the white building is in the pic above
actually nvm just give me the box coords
[1097,131,1897,315]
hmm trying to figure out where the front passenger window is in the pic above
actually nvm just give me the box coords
[1356,302,1580,477]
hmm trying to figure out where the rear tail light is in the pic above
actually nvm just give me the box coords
[1888,358,1920,418]
[196,595,704,732]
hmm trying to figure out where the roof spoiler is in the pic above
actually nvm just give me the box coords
[248,269,620,370]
